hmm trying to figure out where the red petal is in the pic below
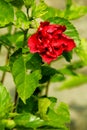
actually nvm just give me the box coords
[28,33,38,53]
[62,34,76,52]
[41,54,54,64]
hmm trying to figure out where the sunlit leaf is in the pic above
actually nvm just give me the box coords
[0,83,13,119]
[14,113,45,128]
[65,5,87,20]
[38,98,51,119]
[23,0,35,8]
[32,0,48,18]
[47,102,70,129]
[76,39,87,65]
[15,10,29,29]
[42,6,64,20]
[0,0,14,27]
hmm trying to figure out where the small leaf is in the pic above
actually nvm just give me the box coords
[42,6,64,20]
[0,65,10,72]
[40,66,59,83]
[51,73,65,82]
[63,51,72,62]
[15,10,29,29]
[14,113,45,128]
[76,39,87,65]
[10,0,24,8]
[0,83,13,119]
[32,0,48,18]
[23,0,35,8]
[12,56,41,103]
[59,74,87,90]
[47,102,70,129]
[38,98,51,119]
[65,5,87,20]
[0,0,14,27]
[48,17,81,47]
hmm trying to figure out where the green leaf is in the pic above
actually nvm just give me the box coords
[38,98,51,119]
[0,122,5,130]
[38,97,70,129]
[26,53,42,70]
[48,17,81,47]
[60,68,77,76]
[64,60,84,70]
[65,5,87,20]
[59,74,87,90]
[0,35,12,47]
[76,39,87,65]
[6,31,24,48]
[9,48,22,70]
[12,56,41,103]
[5,0,13,2]
[17,96,38,114]
[23,0,35,8]
[42,6,64,20]
[0,65,10,72]
[51,73,65,82]
[10,0,24,8]
[63,51,72,62]
[0,83,13,119]
[15,10,29,29]
[1,119,16,129]
[32,0,48,18]
[47,102,70,129]
[14,113,45,128]
[0,0,14,27]
[40,66,60,83]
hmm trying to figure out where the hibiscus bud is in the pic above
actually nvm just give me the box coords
[28,21,76,64]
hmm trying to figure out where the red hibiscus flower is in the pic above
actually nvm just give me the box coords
[28,21,76,64]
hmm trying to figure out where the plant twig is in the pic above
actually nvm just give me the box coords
[13,89,18,112]
[45,80,50,96]
[27,8,30,20]
[23,29,28,47]
[0,48,10,83]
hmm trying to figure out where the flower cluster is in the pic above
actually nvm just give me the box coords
[28,22,76,64]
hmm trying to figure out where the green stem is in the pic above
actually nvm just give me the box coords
[13,89,18,112]
[23,29,28,47]
[27,7,29,20]
[0,48,10,83]
[45,80,50,96]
